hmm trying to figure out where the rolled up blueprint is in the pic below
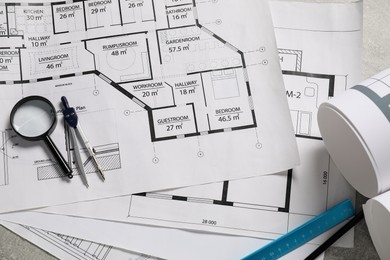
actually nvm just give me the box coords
[318,68,390,198]
[363,191,390,260]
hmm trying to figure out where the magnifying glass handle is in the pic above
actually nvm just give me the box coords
[44,136,73,179]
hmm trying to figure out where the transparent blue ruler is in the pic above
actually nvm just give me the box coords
[242,199,354,260]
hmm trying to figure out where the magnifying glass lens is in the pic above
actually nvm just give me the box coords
[12,99,55,138]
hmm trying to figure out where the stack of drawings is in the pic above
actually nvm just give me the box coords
[0,0,362,259]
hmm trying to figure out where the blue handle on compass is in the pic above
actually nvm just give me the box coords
[242,199,354,260]
[61,96,78,128]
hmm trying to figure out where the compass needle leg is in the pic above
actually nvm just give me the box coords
[70,127,89,188]
[76,124,105,181]
[62,96,105,183]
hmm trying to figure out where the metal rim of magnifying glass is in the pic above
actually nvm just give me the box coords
[10,95,57,141]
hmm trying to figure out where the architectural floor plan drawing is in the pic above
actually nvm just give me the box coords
[123,47,352,238]
[124,137,352,239]
[128,169,292,236]
[119,1,362,239]
[280,48,348,139]
[0,1,259,142]
[124,51,348,238]
[0,0,299,214]
[33,1,362,243]
[0,3,361,260]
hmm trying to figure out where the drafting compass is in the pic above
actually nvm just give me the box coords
[61,96,105,187]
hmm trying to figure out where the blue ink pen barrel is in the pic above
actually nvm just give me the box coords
[10,95,73,179]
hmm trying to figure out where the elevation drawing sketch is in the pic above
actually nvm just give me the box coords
[38,142,121,181]
[0,131,9,186]
[1,221,163,260]
[23,225,113,260]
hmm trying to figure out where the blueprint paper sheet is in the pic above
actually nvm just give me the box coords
[0,1,360,258]
[36,139,356,246]
[0,220,165,260]
[29,0,361,245]
[0,0,299,213]
[0,215,324,260]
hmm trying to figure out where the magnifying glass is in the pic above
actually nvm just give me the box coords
[10,96,73,179]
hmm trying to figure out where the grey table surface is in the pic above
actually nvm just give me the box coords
[0,0,389,259]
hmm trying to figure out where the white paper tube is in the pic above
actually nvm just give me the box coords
[318,69,390,198]
[363,192,390,260]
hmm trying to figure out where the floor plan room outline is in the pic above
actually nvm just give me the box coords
[279,48,347,140]
[85,32,153,83]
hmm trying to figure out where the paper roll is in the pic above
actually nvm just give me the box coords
[364,192,390,260]
[318,69,390,198]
